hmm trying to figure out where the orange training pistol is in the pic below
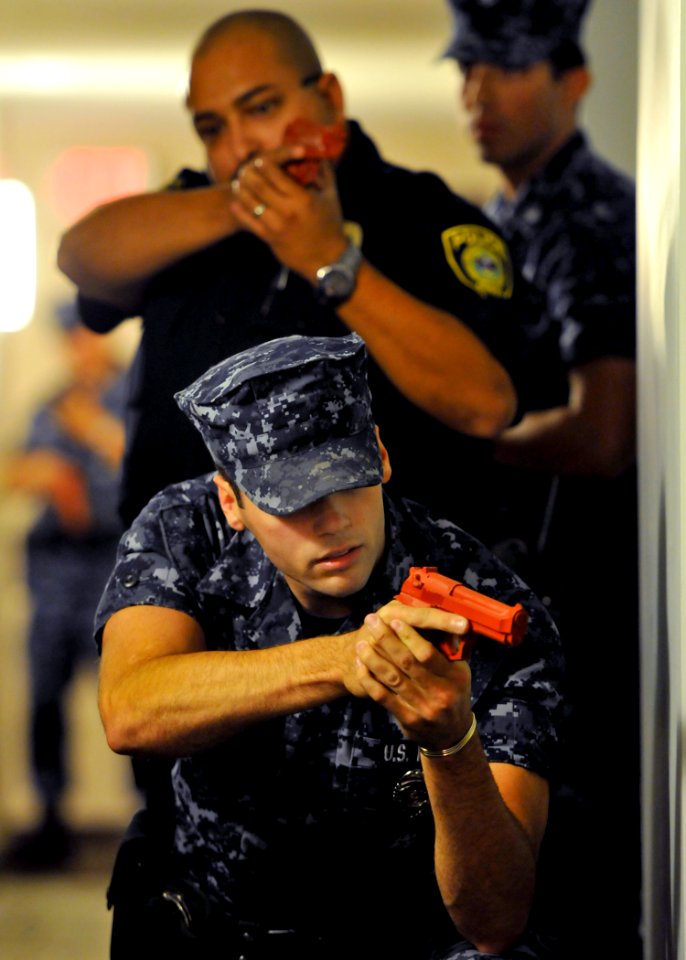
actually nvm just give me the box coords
[394,566,529,661]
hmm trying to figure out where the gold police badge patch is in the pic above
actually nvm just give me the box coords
[442,224,513,299]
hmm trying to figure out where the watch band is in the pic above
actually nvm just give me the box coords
[315,240,362,306]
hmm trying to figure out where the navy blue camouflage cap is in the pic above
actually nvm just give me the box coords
[175,333,384,516]
[443,0,591,69]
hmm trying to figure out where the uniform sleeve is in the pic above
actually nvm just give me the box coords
[77,168,212,333]
[474,614,565,781]
[424,512,566,780]
[93,487,207,648]
[360,170,539,424]
[522,171,636,370]
[78,293,129,334]
[549,218,636,368]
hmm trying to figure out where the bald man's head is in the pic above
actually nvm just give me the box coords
[185,9,344,184]
[192,9,323,79]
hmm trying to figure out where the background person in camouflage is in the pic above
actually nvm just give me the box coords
[0,301,126,871]
[442,1,640,956]
[96,333,564,960]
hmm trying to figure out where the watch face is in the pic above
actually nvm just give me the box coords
[316,242,361,304]
[320,266,353,299]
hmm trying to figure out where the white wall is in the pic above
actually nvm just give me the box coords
[584,0,638,177]
[637,1,684,957]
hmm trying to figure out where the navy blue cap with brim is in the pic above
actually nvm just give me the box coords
[175,332,383,516]
[442,0,591,69]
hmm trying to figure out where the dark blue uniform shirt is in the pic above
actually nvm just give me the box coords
[95,478,563,945]
[485,130,635,410]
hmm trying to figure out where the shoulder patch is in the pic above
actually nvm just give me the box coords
[441,224,513,299]
[343,220,364,248]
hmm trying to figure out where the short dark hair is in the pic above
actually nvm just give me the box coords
[549,40,586,78]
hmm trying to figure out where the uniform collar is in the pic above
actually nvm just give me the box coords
[196,527,276,610]
[492,129,588,218]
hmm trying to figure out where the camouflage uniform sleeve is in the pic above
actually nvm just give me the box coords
[473,608,564,780]
[93,482,210,648]
[530,154,636,369]
[549,215,635,368]
[424,511,565,781]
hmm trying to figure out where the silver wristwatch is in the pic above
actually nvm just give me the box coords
[315,240,362,306]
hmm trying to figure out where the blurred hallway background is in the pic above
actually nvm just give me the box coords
[0,830,119,959]
[0,1,636,957]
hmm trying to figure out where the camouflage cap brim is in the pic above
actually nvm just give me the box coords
[237,429,383,516]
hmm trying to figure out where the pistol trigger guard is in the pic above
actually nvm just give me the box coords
[439,630,475,662]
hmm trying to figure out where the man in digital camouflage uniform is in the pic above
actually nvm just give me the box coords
[96,332,564,960]
[442,1,640,956]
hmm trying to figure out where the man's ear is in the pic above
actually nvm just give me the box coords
[562,65,591,108]
[374,426,392,484]
[213,474,245,531]
[315,71,345,124]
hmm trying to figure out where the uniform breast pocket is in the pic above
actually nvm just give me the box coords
[334,731,424,816]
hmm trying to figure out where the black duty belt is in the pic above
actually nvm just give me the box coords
[156,894,344,960]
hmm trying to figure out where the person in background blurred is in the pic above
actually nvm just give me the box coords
[441,1,640,956]
[0,301,126,871]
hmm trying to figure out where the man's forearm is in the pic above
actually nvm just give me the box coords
[99,625,360,757]
[57,185,241,311]
[494,357,636,475]
[353,603,543,952]
[227,159,517,438]
[494,405,591,472]
[336,260,516,437]
[423,734,538,954]
[494,400,635,475]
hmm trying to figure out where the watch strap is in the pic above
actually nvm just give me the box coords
[315,240,362,305]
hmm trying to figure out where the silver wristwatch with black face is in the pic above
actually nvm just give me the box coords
[315,240,362,306]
